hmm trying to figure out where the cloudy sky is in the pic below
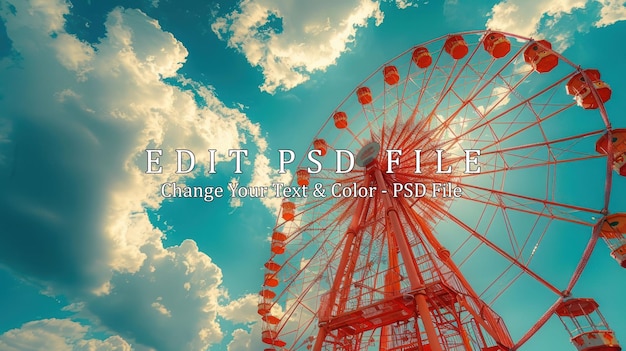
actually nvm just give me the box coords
[0,0,625,350]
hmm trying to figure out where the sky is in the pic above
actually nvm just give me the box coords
[0,0,625,351]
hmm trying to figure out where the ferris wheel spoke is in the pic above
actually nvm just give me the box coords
[479,263,519,302]
[513,297,565,350]
[351,114,382,145]
[275,229,340,296]
[469,127,604,159]
[457,152,605,179]
[397,197,519,347]
[317,169,366,180]
[427,200,563,296]
[455,181,604,221]
[452,61,531,132]
[463,208,553,303]
[275,195,356,271]
[448,197,500,267]
[287,196,345,229]
[344,126,368,148]
[457,88,573,155]
[382,85,403,135]
[496,69,557,137]
[399,57,415,104]
[275,254,332,331]
[434,71,577,153]
[407,44,447,126]
[564,220,604,294]
[484,208,552,305]
[274,217,365,337]
[423,46,533,143]
[424,34,490,126]
[476,69,536,122]
[450,184,552,225]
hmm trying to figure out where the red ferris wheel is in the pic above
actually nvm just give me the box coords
[258,30,626,351]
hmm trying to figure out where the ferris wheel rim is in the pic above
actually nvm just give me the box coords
[263,29,615,351]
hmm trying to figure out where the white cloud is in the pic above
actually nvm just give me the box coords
[0,319,132,351]
[52,33,95,77]
[228,177,244,208]
[218,293,259,323]
[596,0,626,27]
[212,0,385,93]
[394,0,418,9]
[217,281,319,351]
[0,0,286,350]
[218,294,270,351]
[82,240,225,351]
[9,0,68,33]
[151,298,172,317]
[486,0,626,52]
[225,322,267,351]
[248,153,292,213]
[227,328,255,351]
[486,0,587,38]
[476,86,511,116]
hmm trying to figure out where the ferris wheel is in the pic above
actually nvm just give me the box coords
[258,30,625,351]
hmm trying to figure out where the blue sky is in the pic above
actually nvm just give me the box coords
[0,0,625,350]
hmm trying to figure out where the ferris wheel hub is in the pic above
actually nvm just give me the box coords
[355,142,380,167]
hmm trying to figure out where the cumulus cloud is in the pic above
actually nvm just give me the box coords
[476,86,512,116]
[218,293,259,324]
[83,240,225,350]
[218,294,268,351]
[226,328,255,351]
[394,0,418,9]
[218,288,318,351]
[595,0,626,27]
[211,0,385,93]
[0,0,285,349]
[249,154,292,213]
[485,0,626,52]
[1,0,216,288]
[0,319,132,351]
[486,0,587,38]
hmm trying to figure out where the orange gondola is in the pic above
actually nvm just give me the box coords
[281,201,296,221]
[271,231,287,254]
[444,35,468,60]
[555,298,621,351]
[296,169,310,186]
[383,65,400,85]
[357,86,373,104]
[411,46,432,68]
[523,40,558,73]
[483,32,510,58]
[595,129,626,176]
[566,69,611,109]
[333,111,348,129]
[600,213,626,268]
[313,138,328,157]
